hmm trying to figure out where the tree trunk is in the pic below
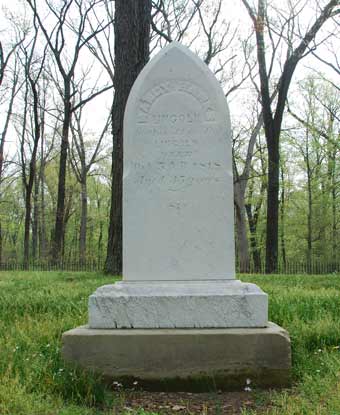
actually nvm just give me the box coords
[247,185,263,273]
[332,183,336,263]
[39,155,47,259]
[98,220,103,262]
[53,92,71,261]
[329,122,336,264]
[306,131,313,272]
[105,0,152,275]
[32,173,39,261]
[245,203,262,273]
[23,77,41,269]
[79,175,87,263]
[0,221,3,265]
[97,196,103,262]
[280,164,286,272]
[265,136,280,274]
[38,96,47,260]
[23,195,32,269]
[61,190,73,262]
[234,186,250,272]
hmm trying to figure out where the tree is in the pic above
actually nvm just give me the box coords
[104,0,152,275]
[233,105,264,272]
[288,77,340,267]
[242,0,340,273]
[69,79,110,263]
[245,136,267,272]
[0,30,24,263]
[26,0,113,261]
[17,16,47,269]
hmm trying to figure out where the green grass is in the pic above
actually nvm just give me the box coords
[1,272,340,414]
[243,274,340,415]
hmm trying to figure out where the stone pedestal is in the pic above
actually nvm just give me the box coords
[62,322,291,391]
[89,280,268,329]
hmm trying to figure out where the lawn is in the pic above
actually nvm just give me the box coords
[1,272,340,414]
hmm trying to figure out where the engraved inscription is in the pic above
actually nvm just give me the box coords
[123,42,235,282]
[137,80,217,124]
[133,79,224,191]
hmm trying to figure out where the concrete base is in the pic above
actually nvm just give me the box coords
[88,280,268,328]
[62,322,291,391]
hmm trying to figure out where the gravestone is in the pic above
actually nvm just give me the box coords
[88,41,267,329]
[62,42,291,390]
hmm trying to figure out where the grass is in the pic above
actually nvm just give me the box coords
[0,272,340,414]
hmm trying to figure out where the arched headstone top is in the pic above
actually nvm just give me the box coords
[125,41,230,136]
[123,42,235,281]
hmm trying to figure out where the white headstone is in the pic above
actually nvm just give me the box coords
[89,42,268,329]
[123,42,234,281]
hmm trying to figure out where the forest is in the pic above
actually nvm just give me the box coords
[0,0,339,273]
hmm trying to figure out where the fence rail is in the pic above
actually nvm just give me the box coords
[236,261,340,274]
[0,260,104,272]
[0,260,339,274]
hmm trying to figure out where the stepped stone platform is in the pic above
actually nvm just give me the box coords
[61,42,291,391]
[88,280,268,329]
[62,322,291,391]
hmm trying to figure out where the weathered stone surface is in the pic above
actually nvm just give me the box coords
[88,42,269,330]
[123,41,235,281]
[62,322,291,391]
[89,280,268,328]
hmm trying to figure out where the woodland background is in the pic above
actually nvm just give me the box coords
[0,0,339,273]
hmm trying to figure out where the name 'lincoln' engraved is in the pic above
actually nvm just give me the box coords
[137,80,217,124]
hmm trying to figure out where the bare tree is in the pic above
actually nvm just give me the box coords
[105,0,152,275]
[245,137,267,272]
[151,0,239,70]
[69,78,111,263]
[17,17,46,269]
[233,110,264,271]
[242,0,340,273]
[26,0,113,260]
[310,12,340,91]
[0,29,24,263]
[151,0,201,47]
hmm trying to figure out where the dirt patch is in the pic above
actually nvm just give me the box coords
[118,390,259,414]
